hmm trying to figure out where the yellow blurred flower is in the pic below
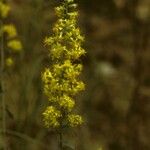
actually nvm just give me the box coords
[0,2,10,18]
[7,40,22,52]
[5,57,14,67]
[3,24,17,38]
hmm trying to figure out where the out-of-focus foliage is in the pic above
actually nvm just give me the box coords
[0,0,22,67]
[0,0,149,150]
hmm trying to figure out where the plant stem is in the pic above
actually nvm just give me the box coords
[0,20,7,150]
[59,127,63,150]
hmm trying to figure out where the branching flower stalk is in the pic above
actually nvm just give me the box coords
[0,0,22,149]
[42,0,85,149]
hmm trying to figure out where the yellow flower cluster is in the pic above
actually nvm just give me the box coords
[42,60,85,97]
[44,2,85,61]
[68,114,83,127]
[0,1,10,18]
[43,0,85,129]
[0,0,22,67]
[59,95,75,111]
[43,106,61,128]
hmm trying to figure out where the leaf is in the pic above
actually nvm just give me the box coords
[63,141,75,150]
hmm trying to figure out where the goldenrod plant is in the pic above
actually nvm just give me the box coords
[0,1,22,66]
[0,0,22,149]
[42,0,85,149]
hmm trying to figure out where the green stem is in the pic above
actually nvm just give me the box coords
[0,20,7,150]
[59,127,63,150]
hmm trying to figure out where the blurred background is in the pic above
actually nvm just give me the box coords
[0,0,150,149]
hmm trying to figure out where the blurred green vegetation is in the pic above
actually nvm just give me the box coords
[0,0,150,150]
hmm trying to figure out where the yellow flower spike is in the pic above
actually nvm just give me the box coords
[3,24,17,38]
[5,57,14,67]
[7,40,22,52]
[0,1,10,18]
[42,0,85,129]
